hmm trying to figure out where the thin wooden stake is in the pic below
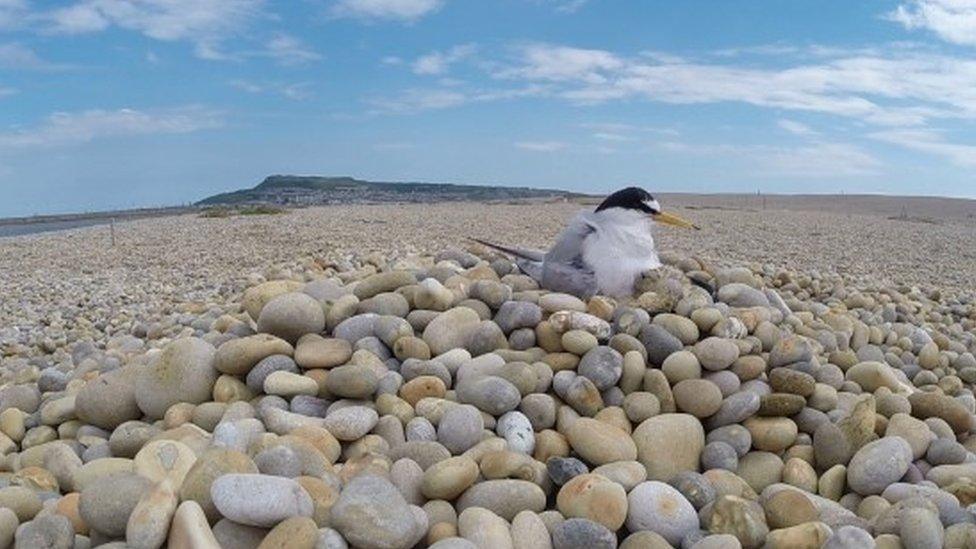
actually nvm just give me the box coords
[110,218,116,247]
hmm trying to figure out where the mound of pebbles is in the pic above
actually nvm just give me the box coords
[0,244,975,549]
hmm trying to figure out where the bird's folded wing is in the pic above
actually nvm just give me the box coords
[544,211,597,264]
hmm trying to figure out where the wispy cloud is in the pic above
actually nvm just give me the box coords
[0,106,223,148]
[366,84,547,114]
[777,119,818,136]
[412,43,476,75]
[515,140,568,152]
[0,42,66,70]
[39,0,265,60]
[230,79,313,100]
[0,0,29,29]
[592,132,632,142]
[331,0,443,22]
[495,43,976,128]
[262,34,322,66]
[888,0,976,46]
[657,141,882,177]
[870,128,976,166]
[0,86,16,98]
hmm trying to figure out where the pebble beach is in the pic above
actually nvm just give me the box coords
[1,196,976,549]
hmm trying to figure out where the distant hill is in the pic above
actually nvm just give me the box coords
[196,175,582,206]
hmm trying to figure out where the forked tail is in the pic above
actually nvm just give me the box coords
[467,237,544,262]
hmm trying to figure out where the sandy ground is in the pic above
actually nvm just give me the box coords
[1,196,974,357]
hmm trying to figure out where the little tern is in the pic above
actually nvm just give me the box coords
[472,187,699,299]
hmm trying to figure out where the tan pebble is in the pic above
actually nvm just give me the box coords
[422,456,479,500]
[401,376,447,406]
[566,418,637,466]
[257,516,318,549]
[264,371,319,397]
[556,473,628,530]
[764,521,832,549]
[428,521,457,544]
[55,493,88,535]
[532,430,569,463]
[126,480,179,549]
[168,500,221,549]
[763,490,818,529]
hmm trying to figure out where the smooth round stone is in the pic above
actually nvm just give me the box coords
[662,351,702,384]
[79,472,150,537]
[510,511,551,549]
[257,293,326,343]
[626,481,698,545]
[886,413,935,459]
[133,439,197,488]
[437,404,484,455]
[75,366,141,430]
[652,313,700,345]
[845,362,903,393]
[354,271,417,300]
[640,325,684,366]
[179,448,259,522]
[322,407,378,441]
[769,369,815,397]
[701,441,738,471]
[847,437,913,495]
[497,411,535,454]
[540,293,587,313]
[909,392,973,435]
[578,347,623,390]
[763,490,818,529]
[457,507,514,548]
[693,338,740,371]
[265,371,319,397]
[707,424,752,457]
[325,365,378,399]
[552,518,617,549]
[423,308,482,356]
[135,337,218,419]
[295,335,353,369]
[823,525,874,549]
[456,480,546,521]
[457,376,521,416]
[668,471,716,510]
[673,379,723,418]
[494,301,543,334]
[927,438,967,465]
[243,279,305,319]
[547,457,589,486]
[214,334,294,376]
[706,495,769,548]
[737,451,784,493]
[422,456,479,500]
[744,417,798,453]
[210,474,313,528]
[567,418,637,465]
[246,354,300,393]
[633,414,705,481]
[556,473,628,530]
[0,508,15,548]
[758,393,806,417]
[706,391,761,430]
[14,514,74,549]
[562,330,599,355]
[899,507,944,549]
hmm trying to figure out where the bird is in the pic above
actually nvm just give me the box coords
[471,187,699,299]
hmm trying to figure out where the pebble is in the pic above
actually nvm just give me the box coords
[627,481,698,544]
[332,475,424,549]
[437,404,484,454]
[632,413,704,481]
[135,337,218,419]
[556,473,628,530]
[210,474,314,527]
[846,437,913,495]
[566,417,637,465]
[551,518,617,549]
[256,292,327,343]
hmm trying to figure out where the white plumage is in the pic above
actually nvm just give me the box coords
[472,188,697,299]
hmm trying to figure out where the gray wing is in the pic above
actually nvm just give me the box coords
[539,211,598,298]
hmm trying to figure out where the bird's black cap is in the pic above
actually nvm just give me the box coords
[594,187,658,213]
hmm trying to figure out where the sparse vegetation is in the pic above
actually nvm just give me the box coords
[199,205,288,218]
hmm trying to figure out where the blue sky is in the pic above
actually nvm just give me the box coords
[2,0,976,216]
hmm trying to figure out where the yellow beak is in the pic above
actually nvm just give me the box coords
[652,211,700,230]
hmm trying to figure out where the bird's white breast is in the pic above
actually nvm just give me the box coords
[581,209,661,297]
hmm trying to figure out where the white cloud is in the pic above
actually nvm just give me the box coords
[41,0,265,60]
[888,0,976,46]
[412,43,476,75]
[367,85,547,114]
[777,119,818,136]
[657,141,882,177]
[230,79,313,100]
[263,34,322,66]
[331,0,443,22]
[592,132,632,142]
[381,55,403,65]
[515,141,568,152]
[0,42,63,70]
[870,128,976,166]
[0,106,223,148]
[0,0,28,29]
[496,43,976,127]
